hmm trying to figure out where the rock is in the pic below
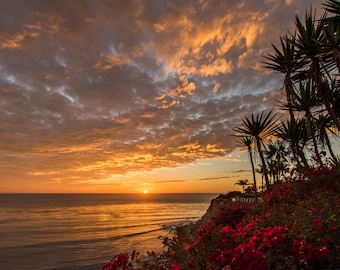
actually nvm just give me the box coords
[177,195,230,243]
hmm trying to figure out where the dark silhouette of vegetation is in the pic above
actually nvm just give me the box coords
[234,179,249,192]
[234,110,278,190]
[239,0,340,187]
[238,136,258,202]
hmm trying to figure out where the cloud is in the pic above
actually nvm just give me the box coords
[0,0,324,188]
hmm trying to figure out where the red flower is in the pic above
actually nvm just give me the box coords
[198,221,216,242]
[317,246,329,259]
[220,226,235,236]
[185,244,195,254]
[291,239,329,267]
[231,241,266,270]
[313,218,323,233]
[101,262,116,270]
[262,226,286,248]
[311,208,318,214]
[115,253,129,268]
[167,251,175,258]
[327,222,337,232]
[187,259,195,267]
[171,264,181,270]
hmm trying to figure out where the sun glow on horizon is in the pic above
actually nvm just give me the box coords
[143,190,148,194]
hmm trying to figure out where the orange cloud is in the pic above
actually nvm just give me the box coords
[93,53,131,70]
[0,0,325,193]
[0,33,26,49]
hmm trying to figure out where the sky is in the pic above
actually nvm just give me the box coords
[0,0,332,194]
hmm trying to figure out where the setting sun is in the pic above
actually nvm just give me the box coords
[143,190,148,194]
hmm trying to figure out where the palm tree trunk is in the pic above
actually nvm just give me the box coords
[306,114,322,162]
[284,76,296,123]
[248,149,258,202]
[256,138,270,190]
[298,144,309,168]
[324,98,340,130]
[291,137,309,169]
[290,141,301,168]
[333,48,340,75]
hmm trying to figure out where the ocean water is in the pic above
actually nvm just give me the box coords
[0,193,217,270]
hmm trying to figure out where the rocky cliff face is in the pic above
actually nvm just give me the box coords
[177,195,231,242]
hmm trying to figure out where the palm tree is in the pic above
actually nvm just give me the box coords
[315,114,339,161]
[234,179,249,193]
[290,9,340,129]
[264,142,277,184]
[264,141,289,184]
[282,80,323,161]
[239,136,258,202]
[234,110,278,190]
[328,77,340,119]
[324,0,340,14]
[263,36,302,123]
[322,0,340,72]
[319,17,340,73]
[276,119,309,169]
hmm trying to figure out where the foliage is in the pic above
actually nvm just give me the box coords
[102,165,340,269]
[234,179,249,192]
[101,1,340,269]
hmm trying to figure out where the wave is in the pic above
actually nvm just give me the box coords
[0,193,215,269]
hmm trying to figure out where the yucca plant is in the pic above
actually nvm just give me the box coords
[238,136,258,201]
[234,110,278,190]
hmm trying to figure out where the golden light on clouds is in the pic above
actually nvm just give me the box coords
[93,53,131,70]
[0,33,25,49]
[0,0,326,193]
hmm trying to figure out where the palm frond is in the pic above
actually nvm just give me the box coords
[323,0,340,15]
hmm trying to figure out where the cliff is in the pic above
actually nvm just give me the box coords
[177,194,232,243]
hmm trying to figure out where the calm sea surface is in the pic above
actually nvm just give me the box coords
[0,193,217,270]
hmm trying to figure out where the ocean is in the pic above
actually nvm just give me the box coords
[0,193,217,270]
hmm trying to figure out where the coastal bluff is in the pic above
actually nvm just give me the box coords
[176,193,238,242]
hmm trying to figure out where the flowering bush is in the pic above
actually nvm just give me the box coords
[101,248,184,270]
[101,252,131,270]
[102,165,340,269]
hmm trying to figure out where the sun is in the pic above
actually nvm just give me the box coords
[143,189,148,194]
